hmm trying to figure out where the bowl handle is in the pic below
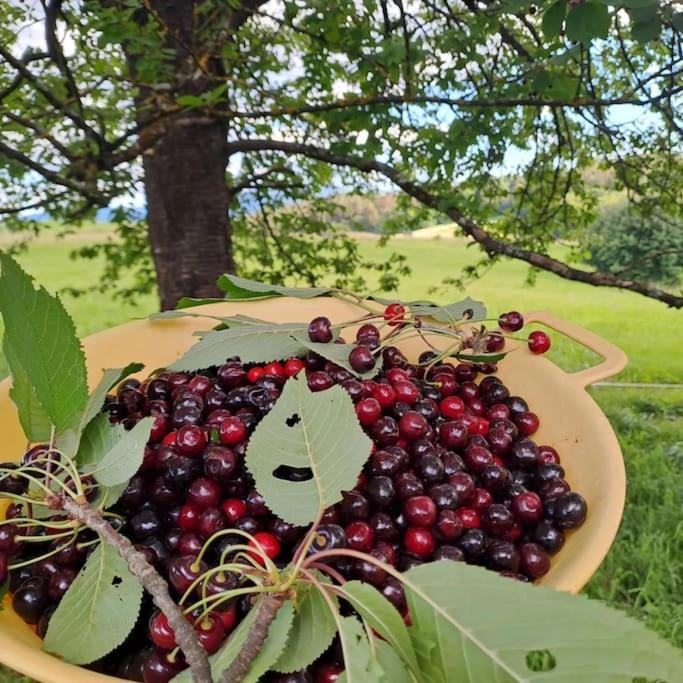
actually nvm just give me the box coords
[523,311,627,388]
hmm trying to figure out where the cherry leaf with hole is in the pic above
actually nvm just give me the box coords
[245,375,372,526]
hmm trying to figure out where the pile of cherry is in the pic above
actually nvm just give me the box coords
[0,311,587,683]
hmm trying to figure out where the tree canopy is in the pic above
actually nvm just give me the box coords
[0,0,681,308]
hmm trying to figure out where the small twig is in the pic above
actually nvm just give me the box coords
[219,592,286,683]
[61,498,212,683]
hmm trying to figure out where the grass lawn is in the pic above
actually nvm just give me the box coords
[0,234,681,680]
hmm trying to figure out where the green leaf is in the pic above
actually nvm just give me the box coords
[631,14,661,42]
[169,321,309,372]
[43,542,143,665]
[620,0,658,7]
[245,376,372,526]
[294,338,382,379]
[542,0,567,39]
[566,1,611,42]
[341,581,419,675]
[82,415,154,487]
[0,253,88,432]
[273,581,338,673]
[58,363,144,457]
[375,640,412,683]
[673,13,683,31]
[336,615,383,683]
[175,296,226,309]
[401,561,683,682]
[172,599,295,683]
[4,336,52,442]
[218,274,331,300]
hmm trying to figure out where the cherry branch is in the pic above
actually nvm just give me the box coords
[60,498,213,683]
[227,138,683,309]
[219,592,286,683]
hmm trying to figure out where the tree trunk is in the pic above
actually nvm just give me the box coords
[142,116,235,310]
[123,0,236,310]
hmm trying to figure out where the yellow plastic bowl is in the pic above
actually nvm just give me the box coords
[0,300,627,683]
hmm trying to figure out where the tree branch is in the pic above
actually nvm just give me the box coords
[61,498,213,683]
[228,139,683,308]
[219,90,681,120]
[219,592,285,683]
[0,140,104,202]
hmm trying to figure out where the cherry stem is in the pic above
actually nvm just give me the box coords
[8,533,77,570]
[306,561,346,585]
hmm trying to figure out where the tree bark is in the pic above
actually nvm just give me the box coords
[142,117,235,310]
[125,0,236,310]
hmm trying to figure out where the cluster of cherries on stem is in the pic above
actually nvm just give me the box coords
[0,306,582,683]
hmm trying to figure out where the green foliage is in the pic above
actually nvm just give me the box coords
[43,543,143,665]
[82,416,154,487]
[341,581,419,676]
[273,581,338,673]
[76,414,154,507]
[0,253,88,432]
[169,319,311,371]
[584,206,683,285]
[245,375,373,526]
[566,2,611,42]
[402,561,683,682]
[218,274,332,300]
[173,599,295,683]
[1,1,681,305]
[4,337,52,442]
[58,362,144,457]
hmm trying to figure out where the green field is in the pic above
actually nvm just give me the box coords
[0,233,681,680]
[1,235,680,382]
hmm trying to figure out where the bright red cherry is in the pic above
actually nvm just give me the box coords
[219,416,247,446]
[398,411,429,441]
[456,507,481,529]
[515,411,540,436]
[248,532,281,561]
[393,380,419,404]
[178,502,201,531]
[149,414,171,443]
[403,496,437,527]
[440,396,465,419]
[247,367,265,383]
[528,330,551,354]
[263,361,286,378]
[284,358,305,377]
[433,372,457,398]
[372,383,397,409]
[195,612,225,653]
[162,431,178,446]
[383,303,406,326]
[355,398,382,426]
[345,521,374,552]
[149,611,177,650]
[216,601,238,632]
[221,498,247,524]
[404,527,436,559]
